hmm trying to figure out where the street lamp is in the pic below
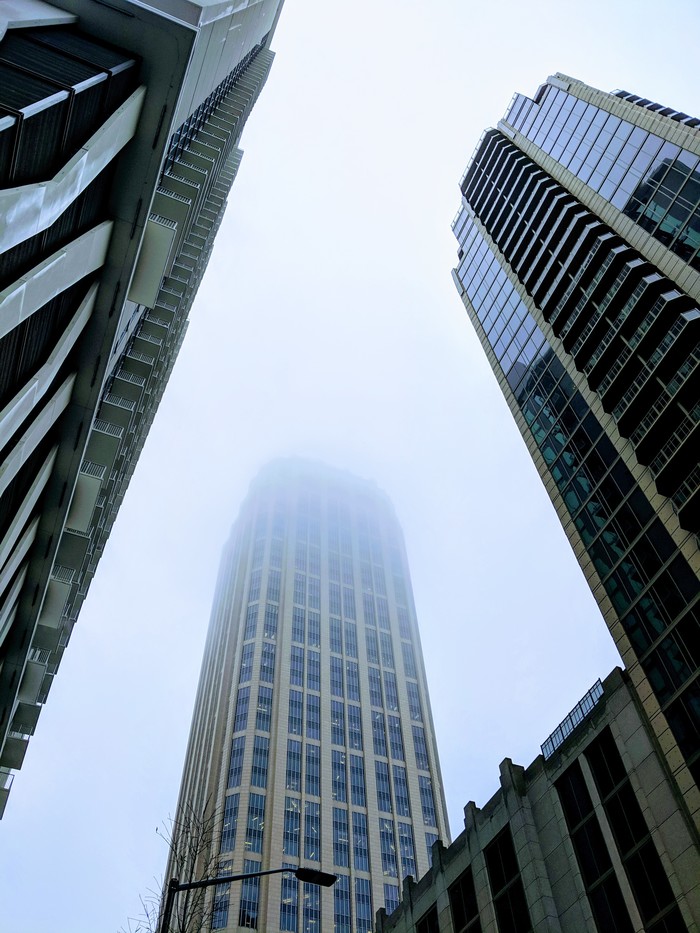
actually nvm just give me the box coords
[159,865,337,932]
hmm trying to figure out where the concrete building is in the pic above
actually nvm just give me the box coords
[0,0,284,816]
[376,667,700,933]
[451,75,700,827]
[167,459,450,931]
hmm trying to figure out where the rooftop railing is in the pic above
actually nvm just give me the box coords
[541,679,604,759]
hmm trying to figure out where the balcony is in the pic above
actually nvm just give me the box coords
[65,461,105,534]
[672,464,700,532]
[100,392,136,429]
[0,770,14,819]
[85,418,122,471]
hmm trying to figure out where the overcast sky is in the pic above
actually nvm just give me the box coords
[1,1,698,930]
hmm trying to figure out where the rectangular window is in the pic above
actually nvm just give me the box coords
[332,749,347,802]
[333,874,351,933]
[249,569,261,602]
[288,690,303,736]
[383,884,400,915]
[304,801,320,861]
[398,822,416,879]
[260,643,276,683]
[245,793,266,854]
[586,729,684,930]
[333,808,350,868]
[331,656,344,697]
[368,667,383,707]
[402,642,417,678]
[361,562,373,591]
[308,577,320,610]
[557,759,634,933]
[346,661,360,701]
[380,818,398,877]
[397,606,411,639]
[234,686,250,733]
[305,744,320,797]
[244,604,258,640]
[350,754,366,807]
[280,869,299,932]
[341,554,353,585]
[384,672,399,711]
[306,694,320,740]
[352,811,370,871]
[303,882,320,933]
[270,537,283,568]
[425,833,439,867]
[266,569,281,603]
[365,629,379,664]
[407,682,422,720]
[290,646,304,687]
[419,775,436,826]
[393,765,411,817]
[329,551,341,581]
[347,704,363,751]
[372,711,387,757]
[375,761,392,813]
[308,545,320,575]
[294,572,306,605]
[380,633,394,668]
[239,858,261,929]
[373,565,387,597]
[376,596,390,629]
[329,581,342,616]
[449,864,481,933]
[343,587,356,620]
[330,618,343,653]
[251,735,269,788]
[416,906,439,933]
[286,739,302,791]
[387,716,404,760]
[307,611,321,647]
[264,603,278,639]
[355,878,373,933]
[393,575,407,605]
[363,593,375,626]
[307,649,321,691]
[292,607,305,643]
[331,700,346,746]
[484,826,532,933]
[256,686,273,732]
[239,642,254,682]
[227,736,245,788]
[212,866,231,930]
[220,793,239,852]
[344,621,358,658]
[412,726,429,771]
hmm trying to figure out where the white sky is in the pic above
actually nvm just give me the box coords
[1,1,698,930]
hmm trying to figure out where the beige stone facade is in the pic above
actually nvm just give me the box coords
[378,668,700,933]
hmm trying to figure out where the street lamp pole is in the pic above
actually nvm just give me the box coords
[159,866,337,933]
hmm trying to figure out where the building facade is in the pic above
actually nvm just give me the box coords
[0,0,284,815]
[168,460,450,931]
[451,75,700,825]
[377,667,700,933]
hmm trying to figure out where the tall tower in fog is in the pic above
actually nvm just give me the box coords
[171,460,450,931]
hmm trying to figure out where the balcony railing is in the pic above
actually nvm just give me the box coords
[541,679,604,759]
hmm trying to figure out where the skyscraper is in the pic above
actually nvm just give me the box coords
[169,460,449,931]
[452,75,699,822]
[0,0,284,815]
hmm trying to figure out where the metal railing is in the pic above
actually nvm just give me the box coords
[541,679,604,759]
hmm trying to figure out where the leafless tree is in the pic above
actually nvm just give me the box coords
[120,801,224,933]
